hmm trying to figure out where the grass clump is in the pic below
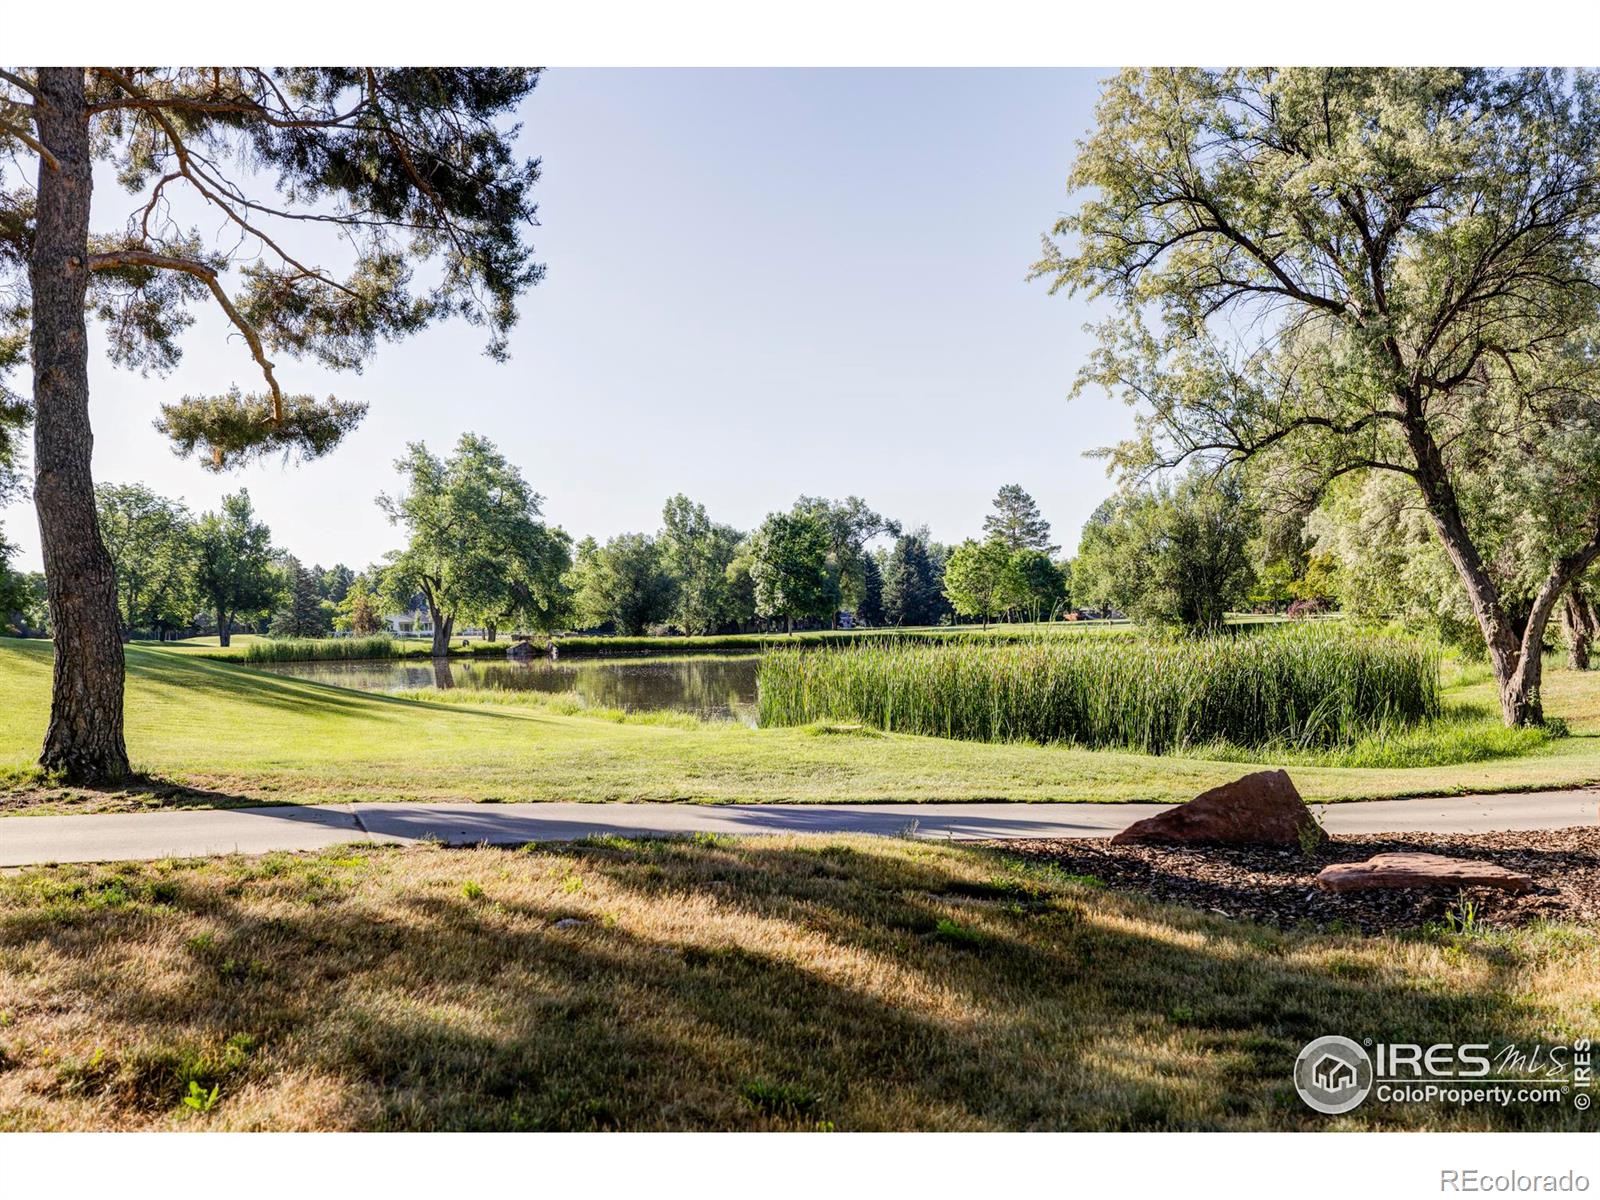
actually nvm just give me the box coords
[1191,704,1559,769]
[242,635,397,664]
[759,625,1440,754]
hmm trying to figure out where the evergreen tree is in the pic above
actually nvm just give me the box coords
[881,529,947,626]
[1,66,544,779]
[856,553,885,626]
[983,484,1056,553]
[271,555,330,638]
[318,564,356,605]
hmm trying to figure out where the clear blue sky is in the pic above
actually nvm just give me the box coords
[4,68,1130,572]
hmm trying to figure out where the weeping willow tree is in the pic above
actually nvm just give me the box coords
[0,67,544,779]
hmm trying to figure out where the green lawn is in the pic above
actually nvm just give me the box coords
[4,640,1600,809]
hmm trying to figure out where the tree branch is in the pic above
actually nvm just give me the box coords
[0,113,59,171]
[0,69,43,103]
[84,250,284,422]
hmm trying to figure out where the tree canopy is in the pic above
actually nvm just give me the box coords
[1035,67,1600,722]
[659,494,743,635]
[379,433,568,655]
[1074,471,1256,631]
[942,538,1011,628]
[983,484,1056,553]
[749,510,837,634]
[95,482,195,639]
[791,495,898,620]
[569,533,674,635]
[192,490,279,647]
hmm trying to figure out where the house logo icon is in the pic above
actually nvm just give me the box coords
[1294,1036,1374,1114]
[1313,1054,1356,1092]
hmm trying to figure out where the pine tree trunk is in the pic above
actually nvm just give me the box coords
[30,68,130,782]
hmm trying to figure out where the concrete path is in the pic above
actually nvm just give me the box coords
[2,789,1595,868]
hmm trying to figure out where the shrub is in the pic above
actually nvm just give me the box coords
[756,625,1439,753]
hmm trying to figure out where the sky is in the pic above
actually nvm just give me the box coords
[2,68,1132,573]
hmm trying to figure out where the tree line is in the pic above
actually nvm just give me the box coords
[0,450,1085,652]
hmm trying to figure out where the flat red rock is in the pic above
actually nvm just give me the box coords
[1316,853,1535,894]
[1110,769,1317,847]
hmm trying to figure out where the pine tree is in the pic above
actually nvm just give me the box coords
[270,556,327,638]
[983,485,1057,553]
[1,67,543,779]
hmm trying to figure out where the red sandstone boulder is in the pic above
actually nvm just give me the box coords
[1110,769,1317,847]
[1316,853,1534,894]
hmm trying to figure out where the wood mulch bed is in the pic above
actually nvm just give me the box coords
[992,827,1600,933]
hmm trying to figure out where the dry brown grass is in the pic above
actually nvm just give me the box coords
[0,835,1595,1131]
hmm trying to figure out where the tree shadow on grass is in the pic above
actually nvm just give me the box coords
[3,837,1594,1131]
[123,648,546,727]
[0,775,275,817]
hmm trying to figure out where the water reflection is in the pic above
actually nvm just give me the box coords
[257,654,761,724]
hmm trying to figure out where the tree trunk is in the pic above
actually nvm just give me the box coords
[30,69,130,783]
[217,608,232,647]
[1562,590,1596,670]
[1405,415,1552,726]
[430,608,453,657]
[484,623,498,643]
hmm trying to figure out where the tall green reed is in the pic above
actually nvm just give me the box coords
[242,635,397,663]
[756,625,1439,753]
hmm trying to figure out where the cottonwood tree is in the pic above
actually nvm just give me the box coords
[791,496,898,623]
[659,493,742,635]
[941,538,1011,629]
[0,67,544,778]
[380,434,567,656]
[568,533,671,635]
[749,510,836,634]
[1034,67,1600,724]
[192,490,279,647]
[983,484,1057,553]
[95,483,195,640]
[1074,471,1256,631]
[1001,548,1066,624]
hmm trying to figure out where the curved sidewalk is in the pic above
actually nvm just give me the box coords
[1,789,1595,868]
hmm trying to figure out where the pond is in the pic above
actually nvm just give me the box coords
[257,654,762,724]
